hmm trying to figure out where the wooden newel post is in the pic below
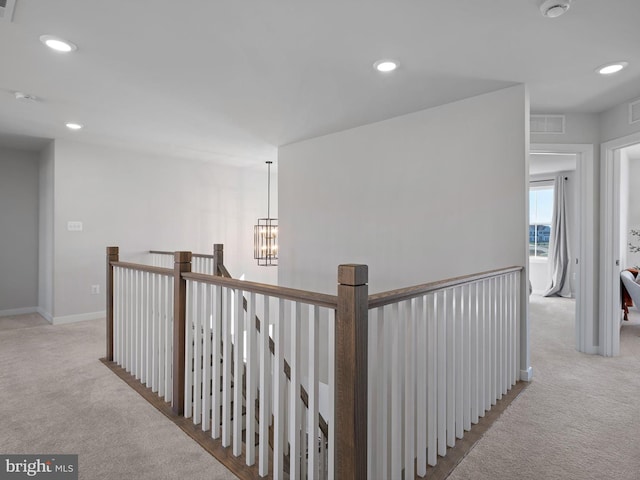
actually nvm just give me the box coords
[213,243,224,276]
[172,251,192,415]
[106,246,119,361]
[336,264,369,480]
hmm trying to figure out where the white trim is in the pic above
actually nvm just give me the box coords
[600,131,640,356]
[37,307,54,324]
[53,310,105,325]
[519,367,533,382]
[531,144,596,355]
[0,307,38,317]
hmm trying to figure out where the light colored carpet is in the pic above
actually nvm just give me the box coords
[0,312,49,331]
[449,295,640,480]
[0,318,237,480]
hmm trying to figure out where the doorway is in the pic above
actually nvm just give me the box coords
[531,143,596,354]
[601,133,640,356]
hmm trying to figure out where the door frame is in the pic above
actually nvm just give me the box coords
[600,132,640,356]
[531,143,596,354]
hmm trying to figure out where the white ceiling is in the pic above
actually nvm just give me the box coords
[1,0,640,164]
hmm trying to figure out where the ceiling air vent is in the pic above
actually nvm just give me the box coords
[630,99,640,125]
[530,114,565,134]
[0,0,16,23]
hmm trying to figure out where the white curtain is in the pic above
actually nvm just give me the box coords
[544,175,571,297]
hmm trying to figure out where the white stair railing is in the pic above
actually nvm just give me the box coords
[183,274,336,479]
[366,267,522,479]
[107,247,525,480]
[113,262,175,402]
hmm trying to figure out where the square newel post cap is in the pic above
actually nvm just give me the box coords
[338,264,368,286]
[214,244,224,251]
[107,246,119,255]
[174,251,192,263]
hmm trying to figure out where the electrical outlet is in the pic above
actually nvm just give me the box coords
[67,221,83,232]
[91,285,100,295]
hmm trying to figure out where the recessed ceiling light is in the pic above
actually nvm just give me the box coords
[65,122,83,130]
[40,35,77,53]
[539,0,571,18]
[597,62,629,75]
[373,60,398,73]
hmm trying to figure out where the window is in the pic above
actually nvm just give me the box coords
[529,185,554,258]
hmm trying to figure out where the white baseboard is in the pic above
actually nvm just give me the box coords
[0,307,38,317]
[53,311,105,325]
[37,307,53,324]
[520,367,534,382]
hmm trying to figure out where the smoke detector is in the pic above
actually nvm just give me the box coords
[539,0,571,18]
[14,92,39,102]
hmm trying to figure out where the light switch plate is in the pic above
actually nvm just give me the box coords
[67,221,83,232]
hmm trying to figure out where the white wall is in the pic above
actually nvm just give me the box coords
[50,140,276,322]
[600,96,640,143]
[38,142,55,321]
[0,148,40,315]
[279,85,528,295]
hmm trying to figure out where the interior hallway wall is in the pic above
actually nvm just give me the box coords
[0,147,39,315]
[50,140,276,323]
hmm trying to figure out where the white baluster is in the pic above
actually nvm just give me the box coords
[463,284,471,432]
[202,283,212,432]
[470,282,479,425]
[289,302,302,480]
[246,292,257,466]
[211,284,222,440]
[437,290,447,456]
[484,279,492,410]
[273,298,285,479]
[308,305,319,480]
[233,288,244,456]
[222,287,232,447]
[185,281,194,419]
[258,295,272,475]
[158,275,165,397]
[417,295,427,476]
[166,276,173,402]
[446,288,456,448]
[194,281,202,424]
[404,299,416,479]
[390,302,402,477]
[455,287,463,440]
[427,293,438,466]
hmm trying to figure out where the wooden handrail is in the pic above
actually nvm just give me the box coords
[368,266,523,309]
[183,271,339,309]
[111,261,173,276]
[150,250,214,260]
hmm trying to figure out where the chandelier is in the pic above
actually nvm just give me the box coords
[254,161,278,266]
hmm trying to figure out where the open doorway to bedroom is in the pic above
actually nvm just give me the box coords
[529,143,596,356]
[601,136,640,356]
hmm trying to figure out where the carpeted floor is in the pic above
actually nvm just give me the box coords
[0,312,49,331]
[0,315,237,480]
[449,295,640,480]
